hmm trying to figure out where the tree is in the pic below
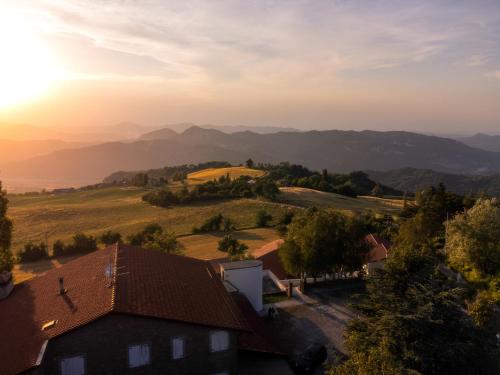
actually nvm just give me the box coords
[66,233,98,254]
[193,214,225,233]
[99,230,122,246]
[446,198,500,277]
[332,245,499,375]
[128,223,163,245]
[279,210,368,279]
[0,181,13,272]
[52,239,66,257]
[18,241,48,262]
[132,173,149,187]
[256,210,273,227]
[246,158,254,168]
[218,234,248,259]
[144,231,183,254]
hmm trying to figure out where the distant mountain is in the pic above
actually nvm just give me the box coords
[367,168,500,196]
[457,133,500,152]
[0,139,87,164]
[3,127,500,190]
[0,122,160,142]
[158,123,299,134]
[139,128,178,140]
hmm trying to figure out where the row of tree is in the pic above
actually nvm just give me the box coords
[142,175,279,208]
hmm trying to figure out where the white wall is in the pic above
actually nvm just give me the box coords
[222,263,263,312]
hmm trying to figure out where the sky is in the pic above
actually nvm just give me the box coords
[0,0,499,133]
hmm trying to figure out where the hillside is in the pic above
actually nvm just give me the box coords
[458,133,500,153]
[278,187,404,214]
[187,167,265,184]
[3,127,500,190]
[367,168,500,196]
[7,187,291,255]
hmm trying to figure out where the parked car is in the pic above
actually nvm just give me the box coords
[291,343,327,374]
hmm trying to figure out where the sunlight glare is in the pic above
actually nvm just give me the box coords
[0,13,63,109]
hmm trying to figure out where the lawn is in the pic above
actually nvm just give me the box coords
[278,187,405,215]
[7,187,292,255]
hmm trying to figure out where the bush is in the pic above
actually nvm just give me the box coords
[127,223,163,246]
[193,214,225,233]
[99,230,122,246]
[218,234,248,259]
[18,241,48,262]
[52,240,66,257]
[53,234,98,257]
[256,210,273,227]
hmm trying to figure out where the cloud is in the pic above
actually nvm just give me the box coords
[495,71,500,79]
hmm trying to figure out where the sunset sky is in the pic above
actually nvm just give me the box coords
[0,0,499,133]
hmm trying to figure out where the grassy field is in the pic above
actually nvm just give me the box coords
[178,227,280,259]
[187,166,264,184]
[12,227,280,283]
[7,187,292,255]
[278,187,405,214]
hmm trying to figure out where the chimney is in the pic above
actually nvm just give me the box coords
[0,271,14,300]
[58,277,66,295]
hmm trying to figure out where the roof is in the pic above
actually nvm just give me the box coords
[220,260,262,271]
[231,292,285,356]
[0,244,249,375]
[365,234,391,263]
[252,239,288,280]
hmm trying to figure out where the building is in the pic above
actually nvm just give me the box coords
[363,234,391,275]
[0,244,290,375]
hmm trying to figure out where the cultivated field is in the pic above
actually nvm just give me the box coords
[7,187,291,254]
[278,187,405,214]
[187,166,265,184]
[12,227,280,283]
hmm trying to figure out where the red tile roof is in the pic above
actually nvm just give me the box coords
[252,240,288,280]
[0,244,249,375]
[231,292,285,356]
[365,234,391,263]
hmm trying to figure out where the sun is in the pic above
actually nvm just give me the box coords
[0,12,62,110]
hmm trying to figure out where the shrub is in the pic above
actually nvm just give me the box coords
[193,214,225,233]
[256,210,273,227]
[52,239,66,257]
[99,230,122,246]
[60,233,98,256]
[18,241,48,262]
[127,223,163,246]
[218,234,248,259]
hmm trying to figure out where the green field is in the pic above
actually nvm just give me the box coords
[7,187,292,255]
[278,187,405,214]
[12,227,280,283]
[187,166,265,184]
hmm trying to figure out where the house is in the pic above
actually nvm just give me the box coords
[363,234,391,275]
[0,244,290,375]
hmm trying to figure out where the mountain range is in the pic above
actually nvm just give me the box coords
[367,168,500,196]
[2,126,500,191]
[457,133,500,153]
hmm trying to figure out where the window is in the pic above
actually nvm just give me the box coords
[210,331,229,352]
[171,337,186,360]
[60,355,85,375]
[128,343,151,368]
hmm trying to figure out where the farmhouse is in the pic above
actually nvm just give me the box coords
[363,234,391,275]
[0,244,290,375]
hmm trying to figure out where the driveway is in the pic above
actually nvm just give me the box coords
[266,280,364,372]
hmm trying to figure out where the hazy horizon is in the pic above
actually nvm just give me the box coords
[0,1,499,133]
